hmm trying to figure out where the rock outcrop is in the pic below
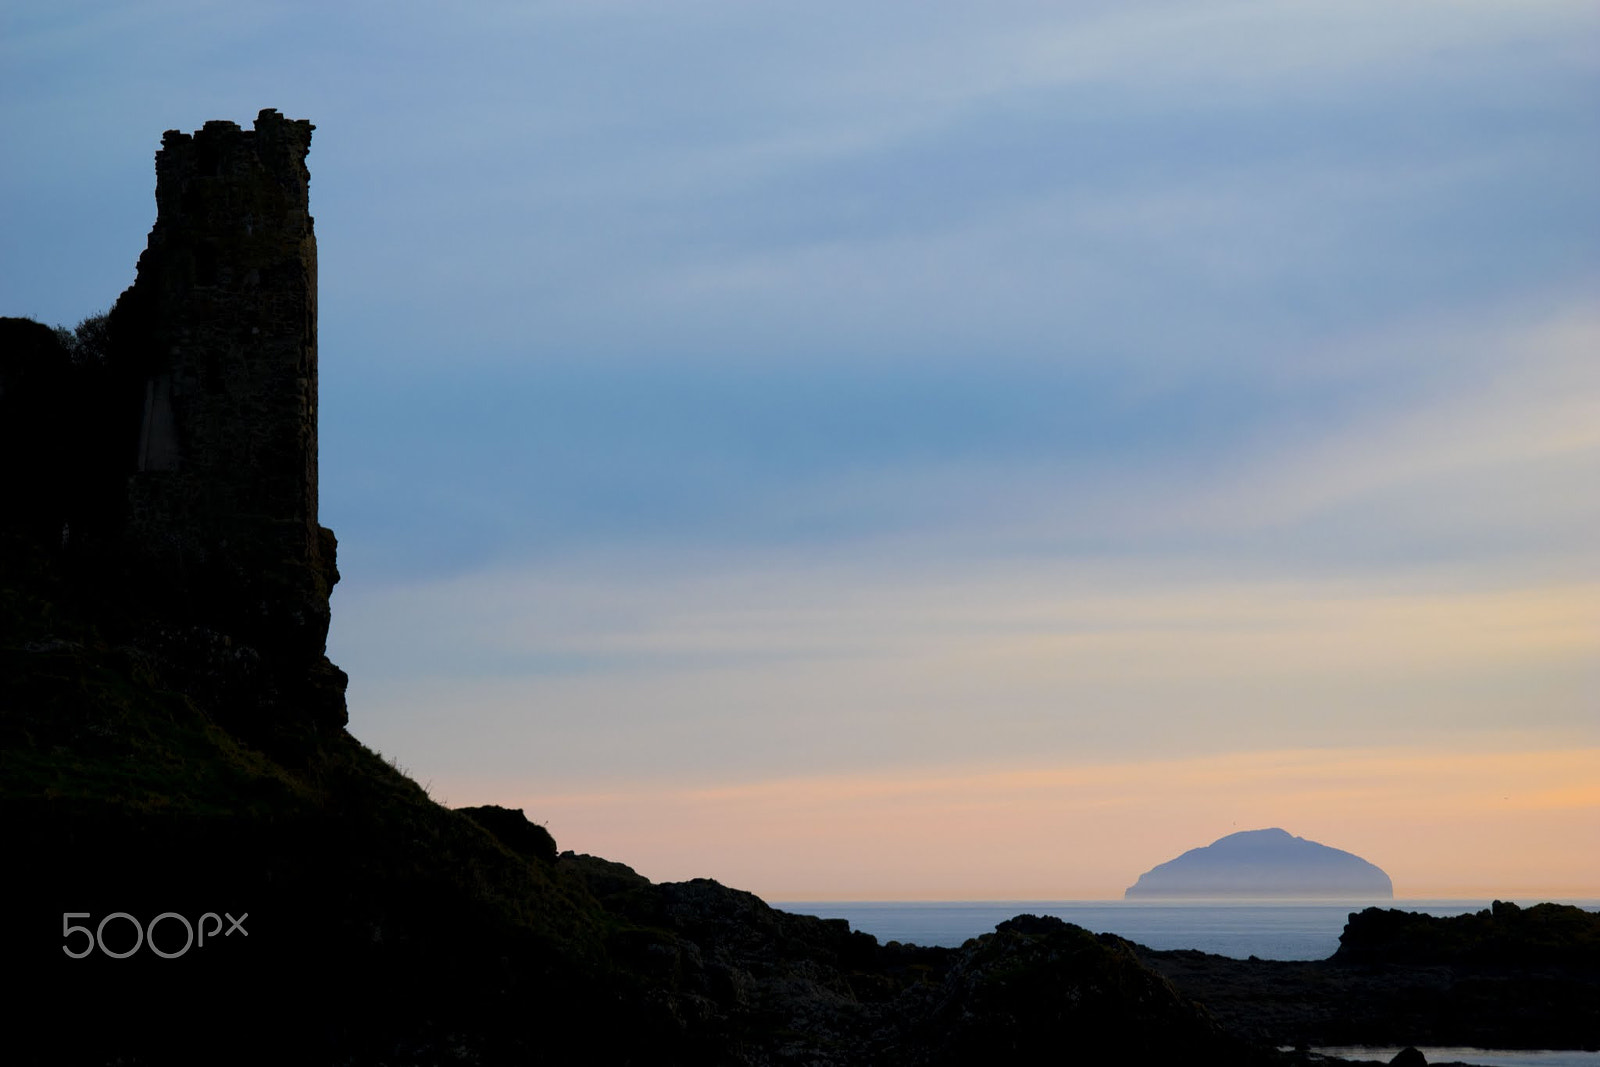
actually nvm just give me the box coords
[1139,902,1600,1050]
[1335,898,1600,965]
[1126,828,1393,899]
[554,855,1275,1066]
[458,803,559,863]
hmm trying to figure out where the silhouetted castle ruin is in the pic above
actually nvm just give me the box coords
[119,109,336,653]
[1,109,345,734]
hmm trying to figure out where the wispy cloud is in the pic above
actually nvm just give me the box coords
[334,291,1598,793]
[340,557,1597,791]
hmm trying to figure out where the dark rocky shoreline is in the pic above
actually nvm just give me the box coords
[6,611,1597,1064]
[1140,901,1600,1054]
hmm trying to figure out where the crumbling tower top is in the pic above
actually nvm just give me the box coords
[115,109,339,692]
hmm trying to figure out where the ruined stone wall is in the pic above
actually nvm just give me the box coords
[106,109,344,725]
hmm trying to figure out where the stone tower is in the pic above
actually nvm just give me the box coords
[110,109,344,726]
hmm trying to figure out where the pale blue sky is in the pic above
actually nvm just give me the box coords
[4,1,1596,893]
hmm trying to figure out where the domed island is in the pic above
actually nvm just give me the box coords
[1125,828,1393,899]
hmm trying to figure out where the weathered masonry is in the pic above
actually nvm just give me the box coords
[109,109,345,725]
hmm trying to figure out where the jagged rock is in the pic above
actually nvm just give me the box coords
[550,863,1269,1066]
[1335,899,1600,965]
[1139,903,1600,1050]
[898,914,1270,1066]
[457,804,558,863]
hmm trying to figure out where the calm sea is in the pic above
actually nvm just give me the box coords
[773,898,1600,961]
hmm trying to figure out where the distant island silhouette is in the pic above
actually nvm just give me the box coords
[1126,828,1394,899]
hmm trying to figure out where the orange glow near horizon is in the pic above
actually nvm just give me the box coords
[449,745,1600,901]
